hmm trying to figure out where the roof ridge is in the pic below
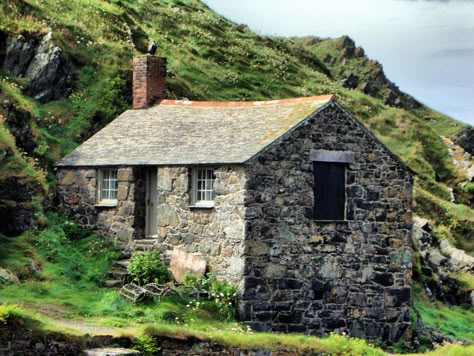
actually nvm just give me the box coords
[153,95,334,108]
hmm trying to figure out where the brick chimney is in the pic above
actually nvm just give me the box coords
[132,55,167,109]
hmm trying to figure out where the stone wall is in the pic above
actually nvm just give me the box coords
[153,166,247,284]
[56,165,247,284]
[56,167,144,245]
[239,103,413,342]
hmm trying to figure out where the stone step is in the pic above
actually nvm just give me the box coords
[113,259,130,269]
[83,348,141,355]
[134,238,157,245]
[134,244,155,251]
[103,279,124,288]
[106,269,130,281]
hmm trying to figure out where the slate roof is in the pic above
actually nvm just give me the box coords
[57,95,334,166]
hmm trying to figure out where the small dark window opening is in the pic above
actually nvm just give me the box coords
[313,162,346,220]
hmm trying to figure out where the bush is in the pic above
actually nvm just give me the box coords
[61,221,91,241]
[134,333,158,355]
[127,250,172,285]
[182,272,238,321]
[0,304,17,323]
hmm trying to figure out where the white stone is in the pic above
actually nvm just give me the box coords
[0,268,19,284]
[228,256,245,276]
[169,249,206,282]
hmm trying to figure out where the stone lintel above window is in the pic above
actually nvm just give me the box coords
[310,149,354,163]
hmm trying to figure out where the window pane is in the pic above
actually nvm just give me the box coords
[100,169,118,201]
[194,168,215,203]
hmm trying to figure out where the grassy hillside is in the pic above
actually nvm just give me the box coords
[0,217,473,354]
[0,0,473,352]
[1,0,472,239]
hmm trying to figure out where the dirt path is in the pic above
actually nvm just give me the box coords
[23,303,136,336]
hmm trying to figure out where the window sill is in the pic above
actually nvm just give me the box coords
[95,200,118,208]
[189,203,215,209]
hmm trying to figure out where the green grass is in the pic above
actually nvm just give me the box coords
[413,283,474,341]
[0,0,473,352]
[1,0,472,236]
[1,216,473,355]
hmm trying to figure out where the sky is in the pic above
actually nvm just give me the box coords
[202,0,474,126]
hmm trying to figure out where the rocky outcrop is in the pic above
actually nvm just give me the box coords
[2,30,72,103]
[333,36,420,110]
[412,217,474,307]
[441,136,474,182]
[3,100,37,154]
[454,127,474,156]
[0,175,39,236]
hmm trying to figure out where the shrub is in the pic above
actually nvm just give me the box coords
[61,220,91,241]
[127,250,172,285]
[155,310,178,323]
[0,304,17,323]
[134,333,158,355]
[182,272,238,321]
[182,273,210,290]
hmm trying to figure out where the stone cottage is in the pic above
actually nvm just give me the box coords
[56,54,414,341]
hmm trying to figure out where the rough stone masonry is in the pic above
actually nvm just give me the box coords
[239,104,413,341]
[56,101,413,342]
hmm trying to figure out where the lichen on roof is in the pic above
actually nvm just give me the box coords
[57,95,334,167]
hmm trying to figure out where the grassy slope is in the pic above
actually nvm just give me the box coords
[1,0,472,238]
[0,229,473,355]
[0,0,473,350]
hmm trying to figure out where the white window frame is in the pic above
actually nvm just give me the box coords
[191,167,215,208]
[97,168,118,206]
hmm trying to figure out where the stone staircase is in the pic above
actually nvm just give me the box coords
[133,238,159,251]
[104,259,130,288]
[104,238,160,288]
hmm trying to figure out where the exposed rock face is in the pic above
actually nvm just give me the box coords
[334,36,420,110]
[3,100,37,154]
[240,104,414,341]
[3,31,72,103]
[412,217,474,307]
[441,136,474,181]
[0,175,38,235]
[0,316,136,355]
[454,127,474,156]
[341,71,359,89]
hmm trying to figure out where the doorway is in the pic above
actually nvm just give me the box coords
[145,167,158,238]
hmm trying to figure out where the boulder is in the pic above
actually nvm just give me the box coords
[341,71,359,89]
[169,249,206,282]
[0,267,19,284]
[454,127,474,156]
